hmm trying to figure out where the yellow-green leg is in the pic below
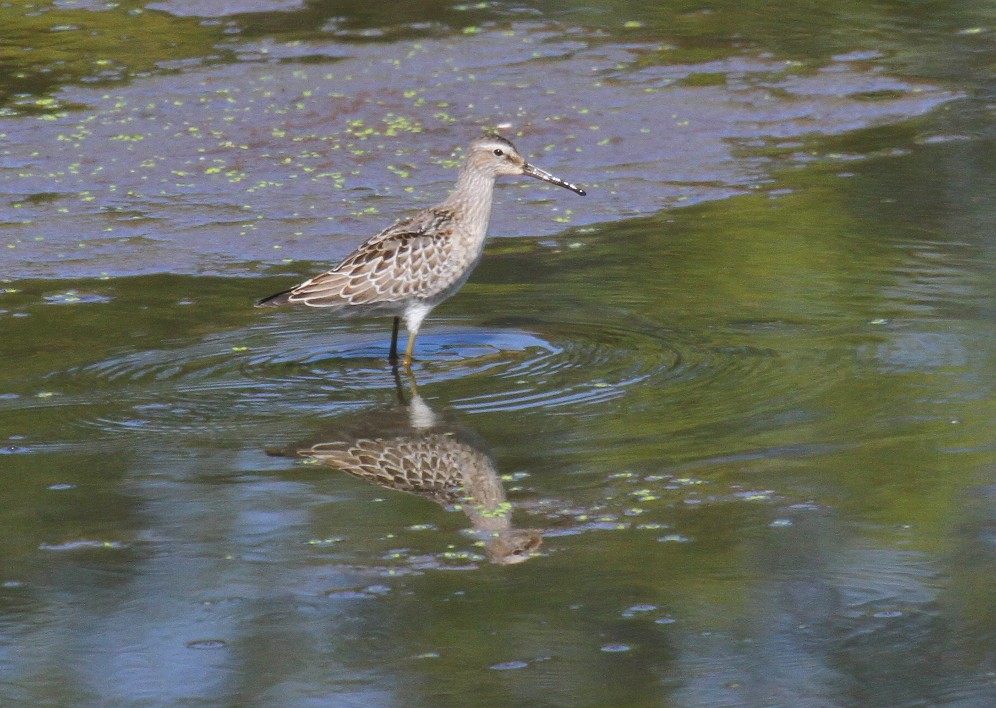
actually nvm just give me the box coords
[402,331,417,370]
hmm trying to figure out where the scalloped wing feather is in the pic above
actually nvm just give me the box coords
[303,435,478,503]
[284,210,459,308]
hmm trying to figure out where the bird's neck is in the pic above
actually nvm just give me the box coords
[442,168,496,240]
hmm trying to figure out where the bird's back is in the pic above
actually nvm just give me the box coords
[256,204,485,311]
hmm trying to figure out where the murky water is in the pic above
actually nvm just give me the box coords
[2,2,994,706]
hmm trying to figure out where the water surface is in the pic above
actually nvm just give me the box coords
[1,1,993,706]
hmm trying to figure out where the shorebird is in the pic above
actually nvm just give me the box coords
[256,134,585,369]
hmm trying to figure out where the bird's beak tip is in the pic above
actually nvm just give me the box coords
[522,163,586,196]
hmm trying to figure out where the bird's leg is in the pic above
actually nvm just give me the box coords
[402,331,418,371]
[391,359,419,404]
[388,316,400,364]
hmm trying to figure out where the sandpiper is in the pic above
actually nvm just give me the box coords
[256,134,586,369]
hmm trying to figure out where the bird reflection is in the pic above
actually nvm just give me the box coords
[271,376,542,565]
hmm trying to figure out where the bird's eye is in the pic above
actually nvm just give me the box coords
[493,148,504,156]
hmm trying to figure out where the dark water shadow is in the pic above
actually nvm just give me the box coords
[266,371,543,565]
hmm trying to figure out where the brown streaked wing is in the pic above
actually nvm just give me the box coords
[287,224,457,307]
[304,435,470,504]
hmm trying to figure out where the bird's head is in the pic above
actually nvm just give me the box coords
[466,135,586,195]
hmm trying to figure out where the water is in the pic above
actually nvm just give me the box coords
[1,2,994,706]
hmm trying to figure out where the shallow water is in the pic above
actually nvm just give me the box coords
[2,2,994,706]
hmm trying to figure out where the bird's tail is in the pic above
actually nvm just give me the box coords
[255,289,294,307]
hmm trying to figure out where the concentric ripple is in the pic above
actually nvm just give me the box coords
[242,310,692,412]
[27,302,826,445]
[438,320,684,413]
[452,323,814,436]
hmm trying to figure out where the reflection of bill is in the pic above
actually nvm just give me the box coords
[271,383,542,565]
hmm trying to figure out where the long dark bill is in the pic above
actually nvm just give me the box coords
[522,163,587,196]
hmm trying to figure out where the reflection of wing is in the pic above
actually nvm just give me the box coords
[302,433,493,507]
[282,392,542,564]
[279,209,461,307]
